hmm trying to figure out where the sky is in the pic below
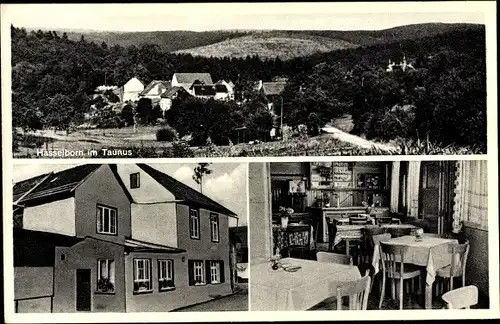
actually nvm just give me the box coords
[13,163,247,227]
[3,3,486,32]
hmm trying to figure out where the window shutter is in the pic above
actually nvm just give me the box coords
[205,260,211,284]
[188,260,194,286]
[219,261,225,283]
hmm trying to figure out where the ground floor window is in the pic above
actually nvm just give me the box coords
[97,259,115,293]
[188,260,205,286]
[133,259,152,293]
[209,260,223,284]
[158,259,175,291]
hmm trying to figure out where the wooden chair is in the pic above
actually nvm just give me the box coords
[327,219,338,252]
[335,273,372,310]
[363,226,386,264]
[372,233,392,246]
[281,225,312,259]
[442,285,478,309]
[436,241,470,295]
[316,251,353,265]
[379,242,422,310]
[350,215,369,225]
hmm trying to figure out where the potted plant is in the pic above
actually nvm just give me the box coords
[97,277,114,293]
[279,206,294,229]
[160,279,175,290]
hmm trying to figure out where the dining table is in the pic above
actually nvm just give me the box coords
[250,257,361,311]
[371,235,458,309]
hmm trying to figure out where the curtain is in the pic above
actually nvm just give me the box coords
[390,162,400,213]
[406,161,421,217]
[453,160,488,230]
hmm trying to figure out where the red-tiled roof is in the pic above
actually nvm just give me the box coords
[137,164,237,217]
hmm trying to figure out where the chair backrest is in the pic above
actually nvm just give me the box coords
[327,219,338,241]
[379,242,408,277]
[448,241,470,278]
[350,215,368,225]
[336,273,372,310]
[442,285,478,309]
[316,251,353,265]
[372,233,392,246]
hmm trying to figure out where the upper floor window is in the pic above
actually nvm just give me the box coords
[130,172,140,189]
[97,259,115,293]
[190,208,200,239]
[133,259,152,293]
[97,205,117,235]
[158,259,175,291]
[210,213,219,242]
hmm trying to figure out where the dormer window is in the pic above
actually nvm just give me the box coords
[130,173,140,189]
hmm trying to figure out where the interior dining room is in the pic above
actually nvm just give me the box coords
[249,160,491,311]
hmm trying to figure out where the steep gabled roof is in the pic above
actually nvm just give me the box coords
[16,164,103,206]
[137,164,237,217]
[160,86,190,99]
[262,82,287,96]
[13,172,52,202]
[174,73,213,85]
[140,80,171,96]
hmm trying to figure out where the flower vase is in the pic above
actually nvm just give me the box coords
[281,216,289,229]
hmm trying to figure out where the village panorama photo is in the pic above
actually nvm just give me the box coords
[10,162,249,313]
[4,2,491,158]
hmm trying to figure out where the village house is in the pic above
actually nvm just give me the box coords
[261,81,287,111]
[171,73,214,96]
[159,86,191,112]
[114,77,145,102]
[214,80,235,101]
[13,164,237,313]
[138,80,171,100]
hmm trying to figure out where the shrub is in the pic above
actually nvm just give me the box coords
[171,140,195,157]
[156,126,178,142]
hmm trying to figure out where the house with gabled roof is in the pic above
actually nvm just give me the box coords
[159,86,192,112]
[139,80,172,101]
[114,77,145,102]
[13,164,238,313]
[171,73,214,96]
[214,80,235,101]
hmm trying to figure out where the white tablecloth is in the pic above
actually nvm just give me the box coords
[250,258,361,311]
[372,235,457,286]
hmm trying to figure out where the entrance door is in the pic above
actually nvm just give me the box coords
[76,269,91,311]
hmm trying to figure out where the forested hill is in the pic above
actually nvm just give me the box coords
[26,23,482,57]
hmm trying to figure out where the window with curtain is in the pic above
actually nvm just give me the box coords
[453,160,488,230]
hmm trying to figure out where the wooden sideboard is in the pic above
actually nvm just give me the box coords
[308,207,390,242]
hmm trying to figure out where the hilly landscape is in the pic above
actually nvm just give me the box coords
[27,23,482,60]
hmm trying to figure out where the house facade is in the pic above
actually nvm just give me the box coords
[171,73,214,96]
[13,164,237,313]
[159,87,191,112]
[139,80,171,101]
[117,77,145,102]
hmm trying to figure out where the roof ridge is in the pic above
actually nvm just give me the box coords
[136,164,237,216]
